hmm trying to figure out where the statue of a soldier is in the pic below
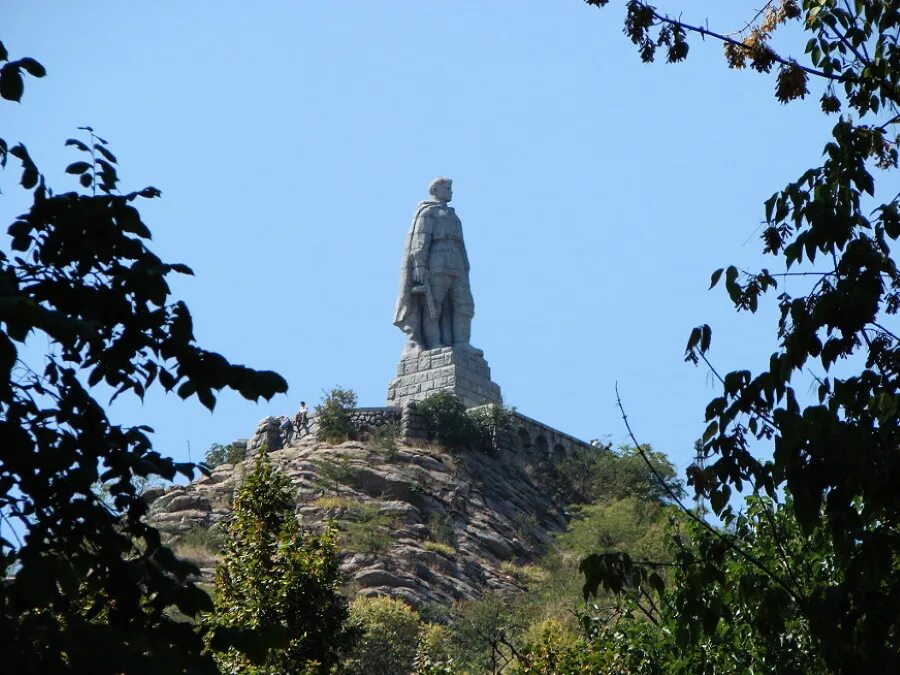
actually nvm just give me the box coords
[394,177,474,351]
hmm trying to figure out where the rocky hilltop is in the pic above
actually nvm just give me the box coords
[147,413,579,608]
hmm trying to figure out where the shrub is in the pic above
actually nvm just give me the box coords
[556,443,682,505]
[416,393,513,452]
[447,592,528,674]
[342,503,399,554]
[343,596,423,675]
[315,386,358,443]
[370,422,401,459]
[415,392,473,448]
[203,442,246,468]
[511,619,590,674]
[312,456,359,495]
[426,511,456,547]
[468,403,514,452]
[415,624,456,674]
[208,451,351,673]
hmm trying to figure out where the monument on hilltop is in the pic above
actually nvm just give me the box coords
[387,177,502,408]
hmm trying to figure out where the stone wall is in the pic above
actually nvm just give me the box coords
[398,402,592,457]
[348,406,401,431]
[506,411,591,458]
[243,404,591,461]
[245,408,402,452]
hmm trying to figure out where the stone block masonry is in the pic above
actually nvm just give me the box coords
[386,345,502,409]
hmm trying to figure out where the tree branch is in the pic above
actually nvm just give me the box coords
[726,2,778,37]
[614,383,804,604]
[639,3,838,81]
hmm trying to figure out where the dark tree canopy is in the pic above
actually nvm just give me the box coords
[0,41,287,672]
[578,2,900,672]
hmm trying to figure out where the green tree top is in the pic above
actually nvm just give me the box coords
[210,451,351,674]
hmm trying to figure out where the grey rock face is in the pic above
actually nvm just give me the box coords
[147,432,576,609]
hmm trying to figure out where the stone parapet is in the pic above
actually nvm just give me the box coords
[506,411,592,458]
[386,345,502,409]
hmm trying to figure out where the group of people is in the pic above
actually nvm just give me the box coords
[278,401,309,437]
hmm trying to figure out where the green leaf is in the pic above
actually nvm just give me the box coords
[700,324,711,353]
[65,138,90,152]
[197,387,216,411]
[16,57,46,78]
[0,64,24,101]
[709,268,724,289]
[65,161,91,174]
[686,326,701,352]
[94,144,117,164]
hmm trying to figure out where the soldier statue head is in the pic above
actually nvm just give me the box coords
[428,177,453,204]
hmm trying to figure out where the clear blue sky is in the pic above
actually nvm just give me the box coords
[2,2,833,484]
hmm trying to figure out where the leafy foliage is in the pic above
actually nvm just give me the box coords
[468,402,516,452]
[415,392,514,452]
[204,442,247,468]
[581,1,900,670]
[340,502,400,554]
[0,40,46,107]
[369,421,401,459]
[559,497,670,561]
[343,596,423,675]
[0,53,287,669]
[413,623,457,674]
[574,498,830,674]
[446,592,529,674]
[315,386,358,442]
[208,451,351,674]
[557,444,683,504]
[415,391,473,448]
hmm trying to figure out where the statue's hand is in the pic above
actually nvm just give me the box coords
[412,266,426,285]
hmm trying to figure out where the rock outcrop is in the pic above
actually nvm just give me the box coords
[147,424,575,608]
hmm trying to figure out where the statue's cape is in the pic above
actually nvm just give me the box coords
[393,200,441,334]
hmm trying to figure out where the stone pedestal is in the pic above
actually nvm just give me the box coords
[387,345,502,408]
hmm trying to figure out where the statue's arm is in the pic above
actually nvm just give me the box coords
[411,211,433,282]
[463,234,470,273]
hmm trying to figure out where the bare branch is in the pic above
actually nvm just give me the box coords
[725,1,778,37]
[614,383,804,604]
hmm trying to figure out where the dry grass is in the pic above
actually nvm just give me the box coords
[172,526,225,568]
[422,540,456,557]
[172,542,221,568]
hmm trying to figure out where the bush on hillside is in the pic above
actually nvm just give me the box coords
[203,442,246,468]
[557,444,683,505]
[315,386,358,443]
[416,392,513,452]
[343,596,423,675]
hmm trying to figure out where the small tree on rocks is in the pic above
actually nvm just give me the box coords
[315,386,358,443]
[209,451,351,673]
